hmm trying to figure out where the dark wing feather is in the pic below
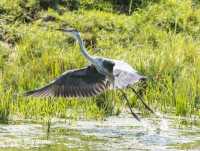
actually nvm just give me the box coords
[25,65,111,98]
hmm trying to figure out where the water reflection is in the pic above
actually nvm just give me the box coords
[0,113,200,151]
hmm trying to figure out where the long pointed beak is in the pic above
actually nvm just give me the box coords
[56,28,78,33]
[56,28,72,33]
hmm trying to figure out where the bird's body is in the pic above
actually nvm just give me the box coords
[25,56,145,97]
[110,59,145,89]
[25,29,153,120]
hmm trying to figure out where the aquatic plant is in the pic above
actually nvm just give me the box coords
[0,0,200,122]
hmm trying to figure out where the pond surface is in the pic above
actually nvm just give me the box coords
[0,113,200,151]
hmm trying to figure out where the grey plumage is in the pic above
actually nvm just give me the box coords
[112,60,146,89]
[25,60,145,97]
[25,28,154,121]
[25,65,110,98]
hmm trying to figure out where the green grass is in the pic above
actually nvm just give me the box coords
[0,0,200,123]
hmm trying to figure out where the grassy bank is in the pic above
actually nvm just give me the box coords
[0,0,200,123]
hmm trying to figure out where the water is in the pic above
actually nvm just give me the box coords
[0,113,200,151]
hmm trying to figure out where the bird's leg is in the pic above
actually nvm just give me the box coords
[120,90,140,121]
[130,87,154,114]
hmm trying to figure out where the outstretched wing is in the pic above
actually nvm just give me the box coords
[25,65,111,98]
[112,60,146,89]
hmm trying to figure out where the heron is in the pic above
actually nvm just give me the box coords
[25,29,154,121]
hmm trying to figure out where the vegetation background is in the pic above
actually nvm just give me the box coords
[0,0,200,123]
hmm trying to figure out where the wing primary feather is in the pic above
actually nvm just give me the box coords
[24,83,53,97]
[63,86,67,97]
[79,88,85,97]
[41,89,49,97]
[24,65,111,98]
[76,87,82,97]
[91,85,97,95]
[88,87,95,96]
[98,83,105,91]
[84,87,91,97]
[67,86,71,97]
[71,86,75,97]
[95,85,101,92]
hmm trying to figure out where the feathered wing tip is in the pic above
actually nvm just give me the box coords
[24,65,111,98]
[24,81,110,98]
[24,83,53,97]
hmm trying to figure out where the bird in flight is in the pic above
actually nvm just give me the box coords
[25,29,154,121]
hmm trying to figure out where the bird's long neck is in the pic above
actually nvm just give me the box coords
[76,35,94,63]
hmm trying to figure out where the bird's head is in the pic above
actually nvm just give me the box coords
[56,28,80,39]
